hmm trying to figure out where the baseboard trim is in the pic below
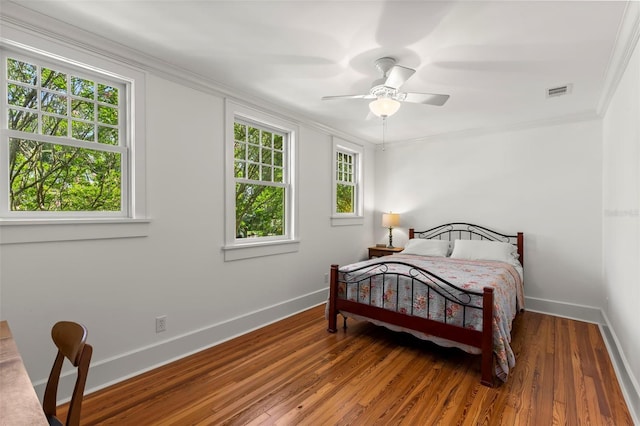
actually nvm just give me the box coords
[525,296,639,424]
[35,288,328,402]
[600,313,640,426]
[524,296,605,324]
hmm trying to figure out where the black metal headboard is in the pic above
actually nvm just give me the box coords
[409,222,524,266]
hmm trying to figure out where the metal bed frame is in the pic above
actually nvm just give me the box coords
[327,223,524,387]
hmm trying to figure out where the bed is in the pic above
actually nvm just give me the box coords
[327,223,524,387]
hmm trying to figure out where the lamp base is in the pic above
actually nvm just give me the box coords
[386,227,394,248]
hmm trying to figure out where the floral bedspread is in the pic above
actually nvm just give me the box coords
[336,254,524,381]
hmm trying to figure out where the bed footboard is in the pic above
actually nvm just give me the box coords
[327,262,496,387]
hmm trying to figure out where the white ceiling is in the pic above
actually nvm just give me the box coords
[1,1,632,143]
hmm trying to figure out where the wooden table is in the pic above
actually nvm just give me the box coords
[0,320,48,425]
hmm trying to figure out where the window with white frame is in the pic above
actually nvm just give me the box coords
[1,50,133,218]
[336,150,356,214]
[0,30,147,244]
[224,100,298,260]
[332,137,363,225]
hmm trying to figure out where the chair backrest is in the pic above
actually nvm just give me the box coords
[43,321,92,426]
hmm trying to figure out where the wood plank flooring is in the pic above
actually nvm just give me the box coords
[59,306,634,425]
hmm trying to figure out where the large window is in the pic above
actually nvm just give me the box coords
[233,120,286,238]
[224,100,298,260]
[3,54,125,215]
[332,137,363,225]
[0,29,147,244]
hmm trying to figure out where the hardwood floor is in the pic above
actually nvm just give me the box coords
[60,305,634,425]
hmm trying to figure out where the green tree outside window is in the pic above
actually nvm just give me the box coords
[234,121,286,238]
[6,57,122,212]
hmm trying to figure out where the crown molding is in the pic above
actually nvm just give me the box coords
[597,0,640,116]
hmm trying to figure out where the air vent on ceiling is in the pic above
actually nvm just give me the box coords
[546,84,572,98]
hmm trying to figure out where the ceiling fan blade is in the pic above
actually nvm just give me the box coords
[403,92,450,106]
[384,65,415,89]
[322,94,374,101]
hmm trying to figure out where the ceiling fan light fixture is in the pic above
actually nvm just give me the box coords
[369,97,401,118]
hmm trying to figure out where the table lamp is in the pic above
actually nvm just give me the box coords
[382,212,400,248]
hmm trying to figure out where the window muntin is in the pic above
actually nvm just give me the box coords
[233,119,288,240]
[2,52,127,216]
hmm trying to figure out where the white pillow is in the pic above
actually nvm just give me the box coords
[450,239,520,266]
[402,239,450,257]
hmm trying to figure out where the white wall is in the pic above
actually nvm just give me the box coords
[0,71,376,398]
[374,120,603,309]
[602,32,640,414]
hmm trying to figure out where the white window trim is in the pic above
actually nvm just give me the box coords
[222,99,299,261]
[331,137,364,226]
[0,23,148,244]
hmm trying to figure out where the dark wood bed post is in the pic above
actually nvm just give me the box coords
[480,287,495,387]
[517,232,524,266]
[327,265,339,333]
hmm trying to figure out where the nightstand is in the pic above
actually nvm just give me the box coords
[368,246,404,259]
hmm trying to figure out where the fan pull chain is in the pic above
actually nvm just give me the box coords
[382,116,387,151]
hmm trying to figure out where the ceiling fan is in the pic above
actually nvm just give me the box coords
[322,57,450,118]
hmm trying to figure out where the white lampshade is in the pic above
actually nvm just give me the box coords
[382,212,400,228]
[369,97,401,118]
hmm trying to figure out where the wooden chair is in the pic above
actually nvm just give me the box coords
[43,321,93,426]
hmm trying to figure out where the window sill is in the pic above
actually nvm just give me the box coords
[331,216,364,227]
[0,218,150,244]
[222,239,300,261]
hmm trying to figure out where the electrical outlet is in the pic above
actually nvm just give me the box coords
[324,273,329,284]
[156,315,167,333]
